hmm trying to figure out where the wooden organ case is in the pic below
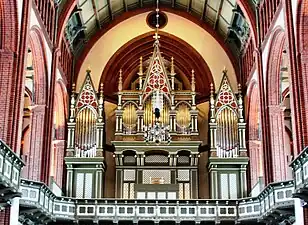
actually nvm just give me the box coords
[112,37,201,200]
[64,70,106,198]
[208,71,249,199]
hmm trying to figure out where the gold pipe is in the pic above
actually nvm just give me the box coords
[222,110,225,151]
[76,112,79,147]
[84,109,86,149]
[231,110,233,150]
[228,109,231,150]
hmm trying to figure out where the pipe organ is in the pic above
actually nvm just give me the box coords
[208,70,249,199]
[63,32,251,202]
[112,35,201,200]
[65,70,106,198]
[115,51,198,141]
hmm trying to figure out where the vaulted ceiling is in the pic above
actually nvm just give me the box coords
[60,0,256,57]
[57,0,258,101]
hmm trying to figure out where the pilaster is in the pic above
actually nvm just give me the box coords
[268,105,288,181]
[27,104,46,181]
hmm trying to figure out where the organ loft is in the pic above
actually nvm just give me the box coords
[63,31,249,201]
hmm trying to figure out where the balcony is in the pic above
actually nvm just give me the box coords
[290,146,308,203]
[19,179,295,224]
[0,140,24,209]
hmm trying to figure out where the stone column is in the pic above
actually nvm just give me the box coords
[27,104,46,181]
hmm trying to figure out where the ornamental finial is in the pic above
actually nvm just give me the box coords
[72,83,76,93]
[210,83,214,94]
[238,83,242,94]
[191,69,195,92]
[86,66,91,74]
[223,66,227,74]
[171,57,175,74]
[118,69,123,92]
[100,83,104,94]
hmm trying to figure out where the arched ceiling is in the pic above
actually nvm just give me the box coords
[60,0,256,57]
[100,31,214,103]
[76,12,238,98]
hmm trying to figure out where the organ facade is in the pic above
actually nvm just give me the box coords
[63,34,249,202]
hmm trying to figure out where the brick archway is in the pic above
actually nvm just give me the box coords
[266,28,290,182]
[29,26,48,105]
[247,82,262,190]
[99,31,214,103]
[24,26,49,181]
[266,27,286,105]
[51,80,68,188]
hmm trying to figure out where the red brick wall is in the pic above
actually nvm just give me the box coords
[0,0,19,148]
[32,0,55,43]
[259,0,282,42]
[297,0,308,148]
[0,50,15,144]
[0,208,10,225]
[241,37,255,83]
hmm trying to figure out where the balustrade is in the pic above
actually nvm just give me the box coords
[0,140,24,208]
[291,146,308,203]
[19,179,294,224]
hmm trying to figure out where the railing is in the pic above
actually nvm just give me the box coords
[19,179,294,224]
[0,140,24,192]
[290,146,308,202]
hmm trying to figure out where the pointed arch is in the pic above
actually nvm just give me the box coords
[29,26,48,105]
[247,81,263,190]
[266,28,291,182]
[24,26,49,181]
[54,79,68,140]
[51,79,68,188]
[266,27,286,105]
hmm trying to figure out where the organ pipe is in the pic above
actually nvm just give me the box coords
[216,108,238,157]
[75,107,97,157]
[143,95,169,126]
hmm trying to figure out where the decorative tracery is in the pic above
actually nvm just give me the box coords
[143,56,170,99]
[215,75,238,110]
[76,74,98,109]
